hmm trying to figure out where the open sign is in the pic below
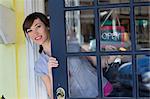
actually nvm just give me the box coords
[101,32,121,42]
[100,26,125,48]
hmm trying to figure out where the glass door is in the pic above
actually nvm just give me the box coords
[48,0,150,98]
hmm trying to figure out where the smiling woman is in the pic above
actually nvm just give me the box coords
[23,12,59,99]
[23,0,52,99]
[25,18,50,46]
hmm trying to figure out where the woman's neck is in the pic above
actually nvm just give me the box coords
[42,40,51,56]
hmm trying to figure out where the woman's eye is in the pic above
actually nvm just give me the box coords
[37,25,41,28]
[27,29,32,33]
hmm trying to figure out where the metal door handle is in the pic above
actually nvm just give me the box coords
[56,87,65,99]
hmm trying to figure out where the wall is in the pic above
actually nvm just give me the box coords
[0,0,28,99]
[0,44,17,99]
[0,0,13,8]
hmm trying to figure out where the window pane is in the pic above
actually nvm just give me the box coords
[65,10,96,52]
[65,0,94,7]
[101,55,133,97]
[98,0,129,4]
[135,6,150,50]
[134,0,150,2]
[99,8,131,51]
[136,55,150,97]
[67,56,98,98]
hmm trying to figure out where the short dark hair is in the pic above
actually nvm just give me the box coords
[22,12,49,36]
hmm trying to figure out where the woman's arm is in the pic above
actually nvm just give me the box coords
[81,45,119,68]
[41,56,58,99]
[41,74,53,99]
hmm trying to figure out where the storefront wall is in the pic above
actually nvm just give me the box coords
[0,0,28,99]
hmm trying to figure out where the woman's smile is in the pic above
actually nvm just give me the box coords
[35,35,42,40]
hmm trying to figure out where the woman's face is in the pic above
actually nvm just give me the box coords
[26,18,49,45]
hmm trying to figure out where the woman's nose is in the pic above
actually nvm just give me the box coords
[32,29,39,35]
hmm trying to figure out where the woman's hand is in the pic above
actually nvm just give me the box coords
[47,57,59,99]
[104,45,117,51]
[48,57,59,70]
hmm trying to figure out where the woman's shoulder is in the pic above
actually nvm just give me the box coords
[34,52,49,76]
[36,52,47,62]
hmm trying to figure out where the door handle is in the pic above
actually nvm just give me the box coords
[56,87,65,99]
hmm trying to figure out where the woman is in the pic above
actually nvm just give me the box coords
[23,12,58,99]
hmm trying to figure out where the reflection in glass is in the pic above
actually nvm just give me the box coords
[135,6,150,50]
[65,10,96,52]
[98,0,129,4]
[67,56,98,98]
[134,0,150,2]
[136,55,150,97]
[102,55,133,97]
[65,0,93,7]
[99,8,131,51]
